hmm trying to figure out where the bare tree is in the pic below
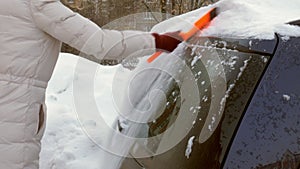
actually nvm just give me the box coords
[178,0,183,14]
[171,0,176,15]
[160,0,167,20]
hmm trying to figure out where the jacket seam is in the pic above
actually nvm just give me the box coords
[0,73,47,89]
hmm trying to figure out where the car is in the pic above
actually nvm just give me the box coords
[115,18,300,169]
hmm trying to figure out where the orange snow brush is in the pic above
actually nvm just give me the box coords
[147,7,219,63]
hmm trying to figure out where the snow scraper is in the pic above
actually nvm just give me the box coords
[147,7,219,63]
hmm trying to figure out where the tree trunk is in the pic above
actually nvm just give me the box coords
[178,0,183,14]
[190,0,194,11]
[160,0,167,20]
[171,0,176,15]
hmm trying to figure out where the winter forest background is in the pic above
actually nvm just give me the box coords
[61,0,218,63]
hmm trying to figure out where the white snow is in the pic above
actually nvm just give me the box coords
[152,0,300,39]
[283,94,291,101]
[41,0,300,168]
[185,136,196,159]
[40,53,128,169]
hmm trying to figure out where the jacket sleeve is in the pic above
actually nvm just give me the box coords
[29,0,156,61]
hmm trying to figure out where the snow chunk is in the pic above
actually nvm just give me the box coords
[283,94,291,101]
[191,56,200,66]
[281,36,290,42]
[185,136,196,159]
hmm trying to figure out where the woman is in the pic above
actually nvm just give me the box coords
[0,0,182,168]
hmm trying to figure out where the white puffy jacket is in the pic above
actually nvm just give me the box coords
[0,0,155,168]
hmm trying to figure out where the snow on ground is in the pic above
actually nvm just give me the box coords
[40,53,130,169]
[40,0,300,168]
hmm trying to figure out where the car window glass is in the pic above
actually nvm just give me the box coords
[223,36,300,169]
[125,37,273,169]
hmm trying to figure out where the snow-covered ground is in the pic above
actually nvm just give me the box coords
[40,53,130,169]
[40,0,300,168]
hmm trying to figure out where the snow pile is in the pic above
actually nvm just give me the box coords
[40,53,129,169]
[152,0,300,39]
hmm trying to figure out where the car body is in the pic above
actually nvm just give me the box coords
[117,19,300,169]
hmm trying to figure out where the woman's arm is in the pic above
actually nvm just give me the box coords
[30,0,156,61]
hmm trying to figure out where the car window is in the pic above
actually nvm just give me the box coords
[186,37,273,166]
[223,36,300,169]
[120,36,277,169]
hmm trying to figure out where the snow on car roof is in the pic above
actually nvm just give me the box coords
[152,0,300,39]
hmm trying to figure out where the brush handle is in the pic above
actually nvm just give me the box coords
[147,51,163,63]
[147,7,218,63]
